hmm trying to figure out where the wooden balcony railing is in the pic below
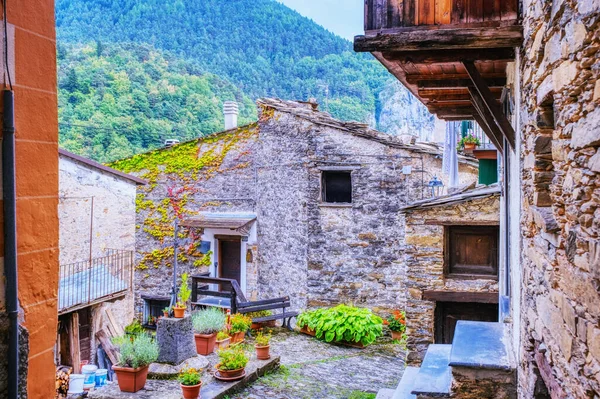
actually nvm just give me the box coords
[364,0,519,32]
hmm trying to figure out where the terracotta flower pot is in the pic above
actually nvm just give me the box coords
[173,306,186,318]
[464,143,477,152]
[216,364,245,378]
[255,345,270,360]
[300,326,315,336]
[180,382,202,399]
[230,331,245,344]
[194,333,217,356]
[112,365,149,393]
[391,330,403,340]
[215,337,231,352]
[251,320,277,330]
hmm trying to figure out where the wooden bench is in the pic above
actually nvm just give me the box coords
[190,275,298,330]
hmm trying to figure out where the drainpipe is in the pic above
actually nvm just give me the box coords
[3,89,19,399]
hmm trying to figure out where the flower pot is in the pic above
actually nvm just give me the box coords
[112,365,149,393]
[299,326,315,336]
[251,320,277,330]
[173,306,186,318]
[391,331,404,340]
[230,331,245,344]
[194,333,217,356]
[255,345,270,360]
[215,364,245,378]
[163,312,169,318]
[215,337,231,352]
[464,143,477,152]
[180,382,202,399]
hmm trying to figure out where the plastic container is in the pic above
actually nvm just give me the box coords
[67,374,85,394]
[95,369,108,387]
[82,364,98,390]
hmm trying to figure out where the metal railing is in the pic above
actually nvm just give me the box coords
[58,249,134,314]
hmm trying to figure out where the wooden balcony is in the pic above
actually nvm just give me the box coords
[355,0,523,152]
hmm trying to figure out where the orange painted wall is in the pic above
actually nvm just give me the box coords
[4,0,59,398]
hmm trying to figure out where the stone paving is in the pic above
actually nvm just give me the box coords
[233,329,407,399]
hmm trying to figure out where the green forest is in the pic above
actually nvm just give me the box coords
[55,0,396,161]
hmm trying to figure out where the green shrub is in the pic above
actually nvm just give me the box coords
[216,331,230,341]
[217,346,249,371]
[192,308,226,334]
[112,333,158,368]
[230,313,252,333]
[124,319,145,336]
[297,304,383,346]
[177,272,191,307]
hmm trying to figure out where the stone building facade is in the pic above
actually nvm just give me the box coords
[516,1,600,397]
[111,99,479,315]
[401,185,500,364]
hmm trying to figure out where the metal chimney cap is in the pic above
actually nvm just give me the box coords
[223,101,239,114]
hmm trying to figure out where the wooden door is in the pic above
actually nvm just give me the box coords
[434,302,498,344]
[217,236,241,285]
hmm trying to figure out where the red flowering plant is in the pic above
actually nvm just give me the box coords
[386,310,407,334]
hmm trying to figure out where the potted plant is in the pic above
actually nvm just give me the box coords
[111,333,158,393]
[173,273,191,318]
[254,330,272,360]
[385,310,407,341]
[162,307,171,318]
[247,310,275,329]
[215,346,249,379]
[215,330,231,351]
[178,367,202,399]
[458,134,481,152]
[191,308,226,355]
[229,313,252,343]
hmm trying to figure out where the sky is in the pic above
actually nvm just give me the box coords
[277,0,363,41]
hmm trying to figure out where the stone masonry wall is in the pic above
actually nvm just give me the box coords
[403,195,500,364]
[518,0,600,397]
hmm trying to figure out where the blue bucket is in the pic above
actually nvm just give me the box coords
[95,369,108,387]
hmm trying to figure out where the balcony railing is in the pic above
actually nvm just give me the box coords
[58,249,134,314]
[364,0,519,32]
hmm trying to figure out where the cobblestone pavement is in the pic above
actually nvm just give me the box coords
[232,329,406,399]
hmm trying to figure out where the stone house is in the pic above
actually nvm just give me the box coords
[356,0,600,397]
[57,150,145,373]
[110,98,480,321]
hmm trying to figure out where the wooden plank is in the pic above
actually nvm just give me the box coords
[452,0,467,23]
[238,296,290,308]
[463,61,515,149]
[96,329,120,366]
[422,291,499,303]
[419,0,435,25]
[435,0,451,24]
[424,219,499,225]
[105,309,124,337]
[69,312,81,373]
[380,48,515,63]
[468,0,483,23]
[416,77,506,88]
[404,0,416,26]
[388,0,403,28]
[238,302,292,313]
[534,342,568,399]
[354,25,523,52]
[483,0,496,21]
[470,89,505,152]
[407,72,504,83]
[501,0,518,21]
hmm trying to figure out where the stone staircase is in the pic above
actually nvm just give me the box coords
[378,321,516,399]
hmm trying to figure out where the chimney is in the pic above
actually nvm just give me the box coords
[223,101,239,130]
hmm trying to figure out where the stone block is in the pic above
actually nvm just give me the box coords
[588,327,600,360]
[562,299,577,334]
[534,191,553,207]
[156,316,197,365]
[564,22,587,56]
[552,60,578,92]
[588,149,600,173]
[544,31,563,65]
[571,108,600,149]
[530,206,560,232]
[594,80,600,101]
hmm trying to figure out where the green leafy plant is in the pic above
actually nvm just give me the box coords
[216,331,230,341]
[177,272,191,308]
[245,310,273,319]
[230,313,252,334]
[217,346,249,371]
[112,333,158,369]
[297,304,383,346]
[178,367,201,386]
[255,330,272,347]
[124,319,145,336]
[163,307,171,314]
[457,134,481,150]
[192,308,226,335]
[385,310,407,333]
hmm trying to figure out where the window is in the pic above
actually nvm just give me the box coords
[446,226,499,277]
[322,171,352,203]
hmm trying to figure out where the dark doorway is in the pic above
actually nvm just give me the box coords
[434,302,498,344]
[217,236,241,285]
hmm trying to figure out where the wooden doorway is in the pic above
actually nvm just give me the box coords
[434,302,498,344]
[217,235,241,285]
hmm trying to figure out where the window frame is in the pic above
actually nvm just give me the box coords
[444,225,499,279]
[320,170,353,205]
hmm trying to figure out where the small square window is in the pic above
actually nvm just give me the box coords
[322,171,352,203]
[446,226,499,277]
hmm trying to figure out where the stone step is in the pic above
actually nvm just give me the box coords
[410,345,452,398]
[449,321,514,371]
[375,388,396,399]
[392,366,419,399]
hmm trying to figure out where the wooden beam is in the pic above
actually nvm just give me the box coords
[424,219,499,225]
[430,106,476,119]
[470,88,505,152]
[95,329,120,366]
[463,61,516,149]
[407,72,505,84]
[422,290,499,303]
[69,312,81,373]
[534,342,567,399]
[354,25,523,52]
[381,48,515,63]
[419,88,502,101]
[417,77,506,89]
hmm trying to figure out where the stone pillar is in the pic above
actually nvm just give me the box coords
[156,316,197,365]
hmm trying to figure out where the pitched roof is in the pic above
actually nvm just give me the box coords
[59,149,147,185]
[257,98,478,167]
[400,183,501,211]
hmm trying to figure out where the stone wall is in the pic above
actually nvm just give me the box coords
[403,194,500,364]
[518,0,600,397]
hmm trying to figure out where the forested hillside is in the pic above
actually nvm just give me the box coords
[56,0,435,161]
[58,43,257,162]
